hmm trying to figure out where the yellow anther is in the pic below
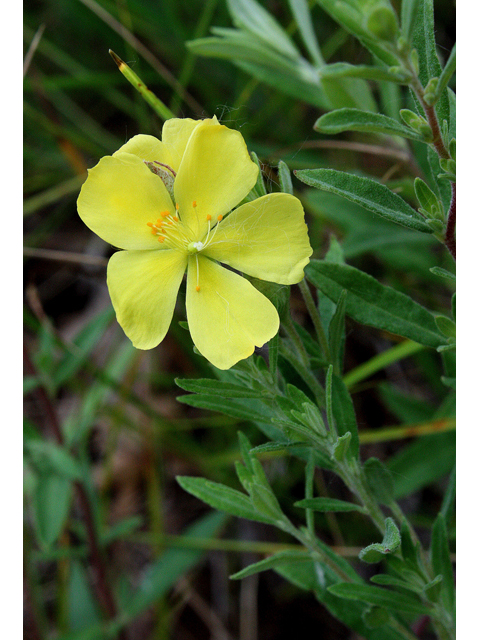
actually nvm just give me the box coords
[175,203,180,211]
[173,215,179,221]
[151,229,157,235]
[192,200,197,208]
[160,211,170,218]
[217,214,223,222]
[158,236,165,243]
[196,285,200,292]
[206,214,212,221]
[147,222,154,227]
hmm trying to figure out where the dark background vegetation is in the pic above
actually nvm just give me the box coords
[24,1,455,638]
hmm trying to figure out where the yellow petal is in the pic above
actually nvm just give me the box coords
[186,255,279,369]
[107,249,187,349]
[161,118,201,173]
[114,134,174,168]
[78,152,175,250]
[203,193,312,284]
[174,121,259,239]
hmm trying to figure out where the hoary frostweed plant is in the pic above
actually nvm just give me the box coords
[75,1,455,639]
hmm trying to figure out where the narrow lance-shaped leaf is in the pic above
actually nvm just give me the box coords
[287,0,324,66]
[305,261,445,348]
[295,497,365,513]
[328,583,432,616]
[230,550,312,580]
[177,476,273,524]
[320,62,412,84]
[315,108,426,141]
[175,378,265,399]
[295,169,432,233]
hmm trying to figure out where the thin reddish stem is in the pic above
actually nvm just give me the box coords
[445,183,456,261]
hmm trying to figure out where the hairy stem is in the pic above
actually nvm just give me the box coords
[445,182,456,261]
[298,279,331,361]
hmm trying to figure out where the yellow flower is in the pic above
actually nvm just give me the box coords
[77,117,312,369]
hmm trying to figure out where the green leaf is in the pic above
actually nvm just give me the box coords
[25,441,82,481]
[176,476,273,524]
[320,62,411,84]
[362,605,390,628]
[33,473,73,549]
[175,378,265,399]
[332,432,352,462]
[411,0,449,125]
[250,150,268,196]
[331,373,359,458]
[287,0,324,66]
[429,266,455,282]
[227,0,300,60]
[250,441,310,455]
[278,160,293,195]
[431,513,455,613]
[328,582,432,615]
[315,0,399,66]
[294,497,364,513]
[435,315,456,339]
[230,550,312,580]
[328,289,347,375]
[306,261,444,348]
[359,518,400,563]
[54,308,114,386]
[126,511,227,620]
[315,108,425,141]
[295,169,432,233]
[68,561,102,631]
[388,431,455,497]
[370,574,420,593]
[400,520,419,567]
[364,458,394,506]
[435,44,456,102]
[401,0,422,42]
[439,465,456,526]
[176,393,270,423]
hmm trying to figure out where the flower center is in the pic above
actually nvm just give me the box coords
[146,202,224,255]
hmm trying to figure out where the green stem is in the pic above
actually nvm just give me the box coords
[281,311,310,368]
[298,279,331,361]
[343,340,425,388]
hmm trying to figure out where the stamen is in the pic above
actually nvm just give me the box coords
[192,201,197,208]
[217,214,223,222]
[206,214,211,221]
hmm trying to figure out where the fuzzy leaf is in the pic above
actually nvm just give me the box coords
[315,109,425,141]
[328,583,432,615]
[177,476,273,524]
[295,169,432,233]
[175,378,265,399]
[306,261,445,348]
[295,497,364,513]
[230,550,312,580]
[176,394,270,423]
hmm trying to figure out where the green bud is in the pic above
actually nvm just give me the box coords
[366,6,399,41]
[423,575,443,603]
[388,65,412,82]
[423,77,439,105]
[426,218,445,233]
[333,432,351,461]
[439,158,456,177]
[449,138,456,161]
[414,178,444,221]
[399,108,422,128]
[396,35,409,55]
[435,315,456,340]
[418,122,434,142]
[410,48,419,74]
